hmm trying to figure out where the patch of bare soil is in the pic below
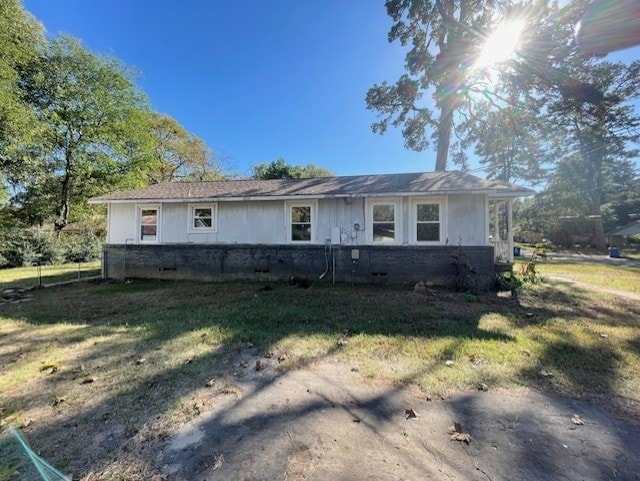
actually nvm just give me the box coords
[152,350,640,481]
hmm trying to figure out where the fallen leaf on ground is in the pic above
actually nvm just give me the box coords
[521,349,531,356]
[184,357,194,364]
[451,432,472,443]
[52,397,66,406]
[80,376,95,384]
[205,379,216,388]
[135,358,147,365]
[20,418,33,428]
[337,338,348,346]
[277,353,288,362]
[405,408,419,420]
[599,333,609,338]
[445,360,454,367]
[571,414,585,425]
[212,453,224,471]
[40,362,59,373]
[539,369,554,378]
[448,422,471,444]
[468,354,476,362]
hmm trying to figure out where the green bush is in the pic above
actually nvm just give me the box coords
[0,229,103,267]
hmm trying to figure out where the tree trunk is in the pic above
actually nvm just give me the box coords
[435,99,454,172]
[55,153,72,231]
[589,189,607,250]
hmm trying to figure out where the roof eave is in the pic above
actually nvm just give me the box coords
[89,188,533,204]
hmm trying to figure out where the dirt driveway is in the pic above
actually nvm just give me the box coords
[157,350,640,481]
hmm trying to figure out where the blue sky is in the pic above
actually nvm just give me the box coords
[22,1,640,178]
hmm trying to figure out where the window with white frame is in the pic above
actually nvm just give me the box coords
[138,205,160,243]
[414,200,442,243]
[189,203,217,233]
[287,202,314,242]
[368,199,401,244]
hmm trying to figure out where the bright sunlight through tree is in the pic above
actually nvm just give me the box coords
[475,20,525,69]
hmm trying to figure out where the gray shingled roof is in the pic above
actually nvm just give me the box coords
[88,171,535,203]
[607,220,640,236]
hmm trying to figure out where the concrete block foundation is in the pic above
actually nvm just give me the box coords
[102,244,496,289]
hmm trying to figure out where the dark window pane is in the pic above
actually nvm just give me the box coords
[141,210,157,225]
[292,206,311,223]
[417,204,439,222]
[373,204,394,222]
[141,225,157,240]
[373,222,395,242]
[291,223,311,241]
[194,218,212,228]
[194,208,211,219]
[417,223,439,242]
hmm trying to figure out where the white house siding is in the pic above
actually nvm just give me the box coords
[447,194,487,246]
[106,194,487,246]
[107,203,137,244]
[316,197,365,245]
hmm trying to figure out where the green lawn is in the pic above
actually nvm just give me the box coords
[529,259,640,295]
[1,273,638,480]
[0,261,101,289]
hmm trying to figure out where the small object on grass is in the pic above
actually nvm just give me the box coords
[478,383,489,392]
[599,333,609,339]
[52,397,66,407]
[468,354,476,362]
[20,418,33,429]
[521,349,531,357]
[264,351,274,358]
[80,376,95,384]
[277,353,288,362]
[571,414,585,425]
[445,360,454,367]
[405,408,419,420]
[526,312,534,318]
[352,417,361,423]
[135,358,147,365]
[205,379,216,388]
[184,357,194,364]
[337,338,348,346]
[539,369,554,378]
[255,360,264,372]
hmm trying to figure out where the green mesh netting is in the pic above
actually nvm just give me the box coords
[0,426,70,481]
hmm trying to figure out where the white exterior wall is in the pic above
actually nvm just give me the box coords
[447,194,487,245]
[106,194,489,246]
[107,203,137,244]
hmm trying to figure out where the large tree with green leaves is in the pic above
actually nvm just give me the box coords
[366,0,516,171]
[251,158,334,179]
[16,36,151,229]
[0,0,44,191]
[147,113,223,183]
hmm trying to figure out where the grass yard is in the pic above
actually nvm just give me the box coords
[0,269,639,479]
[0,261,101,289]
[529,259,640,295]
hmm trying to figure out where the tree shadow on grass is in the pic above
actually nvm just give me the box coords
[0,279,638,480]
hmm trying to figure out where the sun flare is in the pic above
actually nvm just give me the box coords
[475,20,525,69]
